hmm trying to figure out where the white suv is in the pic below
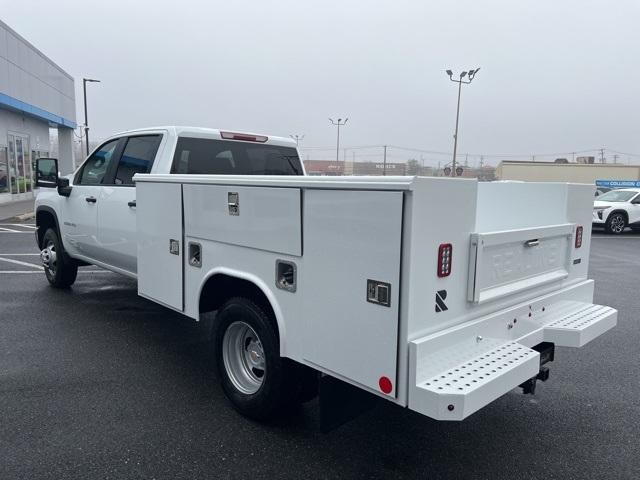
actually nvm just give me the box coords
[592,188,640,234]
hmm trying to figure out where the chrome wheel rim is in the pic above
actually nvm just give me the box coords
[610,215,625,233]
[222,321,265,394]
[41,240,57,276]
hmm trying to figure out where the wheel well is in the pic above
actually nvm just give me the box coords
[199,274,277,322]
[36,209,58,248]
[609,210,629,222]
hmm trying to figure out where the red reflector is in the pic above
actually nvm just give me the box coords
[437,243,452,277]
[220,131,268,143]
[575,226,583,248]
[379,376,393,394]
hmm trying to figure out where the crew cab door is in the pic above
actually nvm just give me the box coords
[96,135,163,274]
[60,139,120,260]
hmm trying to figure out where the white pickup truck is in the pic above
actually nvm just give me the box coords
[34,126,617,426]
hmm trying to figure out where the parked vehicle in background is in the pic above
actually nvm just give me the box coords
[594,186,611,197]
[592,188,640,234]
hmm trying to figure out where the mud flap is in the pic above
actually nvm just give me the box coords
[319,375,380,433]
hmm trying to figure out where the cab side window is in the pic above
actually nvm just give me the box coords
[76,139,119,185]
[114,135,162,185]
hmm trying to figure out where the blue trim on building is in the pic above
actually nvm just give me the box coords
[596,179,640,188]
[0,92,76,129]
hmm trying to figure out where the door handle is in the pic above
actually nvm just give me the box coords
[85,196,97,203]
[524,239,540,247]
[128,200,137,208]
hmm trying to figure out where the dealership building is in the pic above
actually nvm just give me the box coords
[496,160,640,184]
[0,19,76,204]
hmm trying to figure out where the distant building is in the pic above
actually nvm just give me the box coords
[0,19,76,205]
[576,156,595,164]
[304,160,407,176]
[496,160,640,184]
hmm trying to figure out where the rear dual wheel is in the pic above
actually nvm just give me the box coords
[215,297,317,420]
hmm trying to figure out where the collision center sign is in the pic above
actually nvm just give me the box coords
[596,179,640,188]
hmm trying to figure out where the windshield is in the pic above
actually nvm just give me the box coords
[596,190,638,202]
[171,137,302,175]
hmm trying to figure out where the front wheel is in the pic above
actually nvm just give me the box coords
[41,228,78,288]
[605,212,627,235]
[215,297,300,420]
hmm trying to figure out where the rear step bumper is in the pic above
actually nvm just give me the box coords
[408,300,617,420]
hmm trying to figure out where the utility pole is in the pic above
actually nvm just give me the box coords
[329,118,348,162]
[383,145,387,176]
[289,134,304,146]
[572,152,575,162]
[82,78,100,156]
[613,154,619,164]
[599,148,605,163]
[445,68,480,176]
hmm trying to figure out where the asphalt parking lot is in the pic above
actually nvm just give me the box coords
[1,223,639,480]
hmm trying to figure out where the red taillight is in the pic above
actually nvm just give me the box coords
[437,243,453,277]
[575,226,583,248]
[220,131,268,143]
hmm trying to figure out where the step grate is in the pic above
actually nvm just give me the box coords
[420,342,536,395]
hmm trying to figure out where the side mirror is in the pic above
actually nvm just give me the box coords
[35,158,59,188]
[57,177,72,197]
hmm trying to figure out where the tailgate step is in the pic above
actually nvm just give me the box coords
[410,339,540,420]
[536,301,617,347]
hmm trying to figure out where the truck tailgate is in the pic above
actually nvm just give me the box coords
[467,223,575,304]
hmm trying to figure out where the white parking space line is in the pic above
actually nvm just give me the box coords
[592,236,640,239]
[0,253,39,256]
[9,223,38,230]
[0,227,21,232]
[0,270,111,274]
[0,257,42,269]
[5,224,37,229]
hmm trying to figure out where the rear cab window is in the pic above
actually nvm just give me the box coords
[114,135,163,185]
[170,137,302,175]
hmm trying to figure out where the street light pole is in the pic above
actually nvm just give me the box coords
[446,68,480,176]
[289,134,305,146]
[329,118,348,162]
[83,78,100,156]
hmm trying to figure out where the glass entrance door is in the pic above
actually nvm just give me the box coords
[7,134,31,194]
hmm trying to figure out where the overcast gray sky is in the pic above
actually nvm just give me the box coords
[2,0,639,165]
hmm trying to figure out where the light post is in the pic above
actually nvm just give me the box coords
[83,78,100,156]
[446,68,480,176]
[329,118,348,162]
[290,134,305,146]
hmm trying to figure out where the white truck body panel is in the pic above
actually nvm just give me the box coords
[301,189,403,394]
[183,184,302,256]
[35,126,617,422]
[137,181,184,310]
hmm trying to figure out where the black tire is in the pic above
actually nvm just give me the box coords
[215,297,301,420]
[41,228,78,288]
[605,212,627,235]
